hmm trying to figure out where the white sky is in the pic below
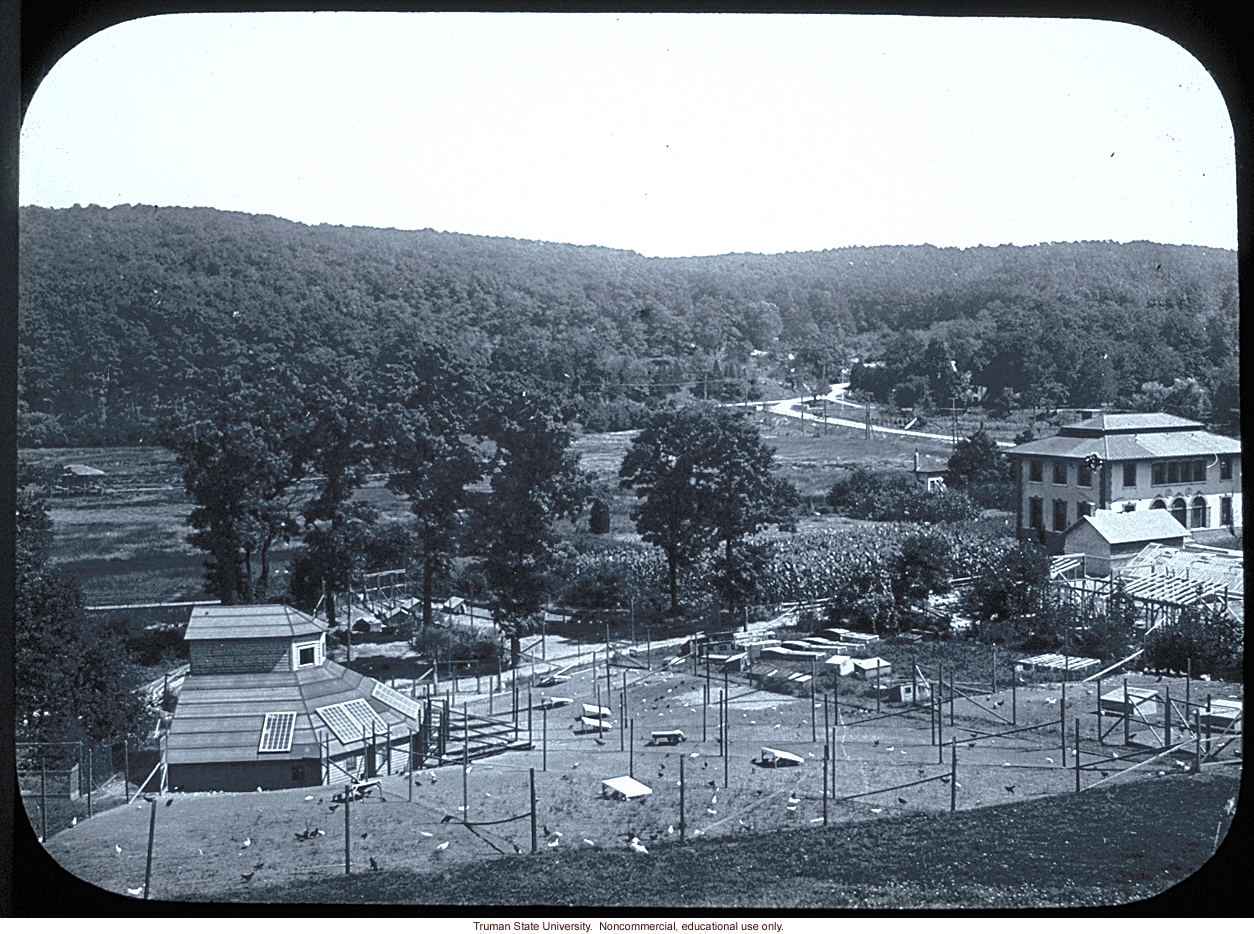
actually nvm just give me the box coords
[19,12,1237,258]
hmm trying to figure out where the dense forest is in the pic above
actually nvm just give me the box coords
[17,204,1240,446]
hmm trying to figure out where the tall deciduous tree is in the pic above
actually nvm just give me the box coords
[15,467,144,744]
[476,380,592,665]
[159,364,303,604]
[946,429,1012,487]
[620,405,797,617]
[379,343,487,631]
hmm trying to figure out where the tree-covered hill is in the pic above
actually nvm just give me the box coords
[18,204,1238,445]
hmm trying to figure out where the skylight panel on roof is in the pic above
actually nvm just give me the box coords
[258,712,297,753]
[316,699,389,745]
[372,680,420,719]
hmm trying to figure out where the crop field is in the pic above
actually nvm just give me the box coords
[34,650,1242,906]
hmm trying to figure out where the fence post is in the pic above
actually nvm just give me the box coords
[344,784,351,874]
[1074,717,1081,793]
[1128,676,1138,742]
[811,659,817,741]
[1206,695,1212,757]
[950,740,957,812]
[124,739,130,801]
[530,768,538,855]
[1096,678,1103,743]
[823,745,829,827]
[1012,667,1017,725]
[1164,685,1172,747]
[1060,686,1067,767]
[143,797,157,898]
[543,704,549,772]
[40,757,47,843]
[703,682,709,742]
[463,705,469,819]
[677,752,687,842]
[1194,709,1202,772]
[629,719,634,778]
[408,732,414,802]
[992,645,997,694]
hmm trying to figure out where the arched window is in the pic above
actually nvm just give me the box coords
[1171,498,1188,527]
[1150,499,1166,510]
[1190,496,1208,528]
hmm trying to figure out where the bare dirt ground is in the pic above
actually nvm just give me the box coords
[39,655,1241,903]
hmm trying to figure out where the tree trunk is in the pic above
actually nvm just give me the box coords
[422,551,435,630]
[667,545,680,612]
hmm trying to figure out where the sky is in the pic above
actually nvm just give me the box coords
[18,12,1238,258]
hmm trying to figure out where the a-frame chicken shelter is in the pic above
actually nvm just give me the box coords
[166,605,423,792]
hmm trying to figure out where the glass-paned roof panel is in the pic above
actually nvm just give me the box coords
[372,681,419,719]
[258,712,297,753]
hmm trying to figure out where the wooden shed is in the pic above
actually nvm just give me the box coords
[852,657,892,680]
[165,605,423,793]
[1063,511,1189,576]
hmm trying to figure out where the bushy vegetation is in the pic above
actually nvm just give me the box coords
[1143,606,1244,681]
[825,469,982,523]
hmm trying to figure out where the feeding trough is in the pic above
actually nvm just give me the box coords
[579,703,612,721]
[1099,686,1161,719]
[649,730,686,746]
[601,776,653,800]
[535,674,572,688]
[759,747,805,768]
[576,717,613,733]
[537,696,573,710]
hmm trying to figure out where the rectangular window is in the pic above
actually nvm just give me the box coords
[1123,462,1137,487]
[1029,460,1043,483]
[1053,500,1068,531]
[1220,458,1232,480]
[1167,462,1180,484]
[1053,462,1067,484]
[1220,497,1232,526]
[1193,460,1206,482]
[294,640,320,669]
[1076,502,1092,520]
[299,646,315,666]
[1077,463,1092,487]
[1153,462,1165,485]
[1029,497,1043,529]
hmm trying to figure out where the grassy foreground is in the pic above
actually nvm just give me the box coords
[182,769,1241,910]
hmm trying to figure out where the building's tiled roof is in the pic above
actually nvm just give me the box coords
[1059,412,1201,435]
[185,604,326,641]
[165,659,422,765]
[1009,429,1240,461]
[1068,510,1189,545]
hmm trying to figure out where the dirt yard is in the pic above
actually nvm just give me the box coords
[39,654,1241,902]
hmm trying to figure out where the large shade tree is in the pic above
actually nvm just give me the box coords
[159,361,304,604]
[378,342,488,631]
[475,378,592,665]
[620,405,798,618]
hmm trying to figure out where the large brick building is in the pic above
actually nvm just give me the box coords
[1007,411,1241,553]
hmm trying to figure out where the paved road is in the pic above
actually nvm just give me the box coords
[733,383,1015,448]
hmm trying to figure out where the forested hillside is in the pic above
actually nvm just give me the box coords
[18,204,1239,446]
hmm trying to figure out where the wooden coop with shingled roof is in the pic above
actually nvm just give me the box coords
[165,605,424,792]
